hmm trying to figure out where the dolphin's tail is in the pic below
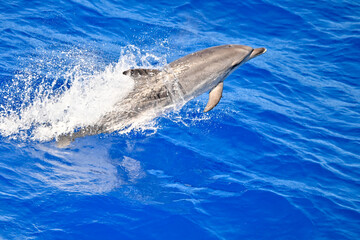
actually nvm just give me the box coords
[56,134,74,148]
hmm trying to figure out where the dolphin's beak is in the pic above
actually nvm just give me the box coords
[248,48,267,60]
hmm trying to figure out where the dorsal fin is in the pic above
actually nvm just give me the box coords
[123,68,161,78]
[204,82,224,113]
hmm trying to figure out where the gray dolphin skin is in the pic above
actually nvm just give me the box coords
[56,44,266,147]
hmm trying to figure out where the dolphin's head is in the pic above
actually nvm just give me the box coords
[169,44,266,98]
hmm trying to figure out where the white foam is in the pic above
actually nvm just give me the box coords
[0,45,166,142]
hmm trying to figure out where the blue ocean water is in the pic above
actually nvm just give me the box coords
[0,0,359,239]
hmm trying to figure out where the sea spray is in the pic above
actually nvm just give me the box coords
[0,46,167,142]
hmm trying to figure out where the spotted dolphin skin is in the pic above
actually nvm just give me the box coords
[56,44,266,147]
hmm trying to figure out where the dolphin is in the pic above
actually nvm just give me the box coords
[56,44,266,147]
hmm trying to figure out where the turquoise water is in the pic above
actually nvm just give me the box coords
[0,0,359,239]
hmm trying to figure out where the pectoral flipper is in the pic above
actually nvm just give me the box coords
[204,82,224,113]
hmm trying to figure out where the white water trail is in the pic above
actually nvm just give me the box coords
[0,45,166,142]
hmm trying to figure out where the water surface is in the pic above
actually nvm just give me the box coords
[0,0,359,239]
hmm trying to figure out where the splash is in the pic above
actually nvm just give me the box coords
[0,45,167,142]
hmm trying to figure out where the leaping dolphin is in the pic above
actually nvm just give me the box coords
[56,44,266,147]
